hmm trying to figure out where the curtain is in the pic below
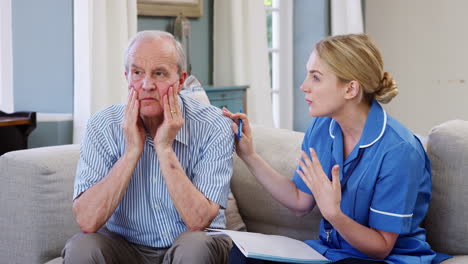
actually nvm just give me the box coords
[213,0,273,127]
[73,0,137,143]
[0,0,13,113]
[331,0,364,35]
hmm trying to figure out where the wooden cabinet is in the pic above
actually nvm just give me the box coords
[205,85,248,113]
[0,111,36,155]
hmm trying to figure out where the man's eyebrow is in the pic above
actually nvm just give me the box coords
[153,66,169,71]
[130,63,143,69]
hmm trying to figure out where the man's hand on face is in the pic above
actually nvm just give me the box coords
[123,88,146,159]
[154,85,184,153]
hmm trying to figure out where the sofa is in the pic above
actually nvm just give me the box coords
[0,121,467,263]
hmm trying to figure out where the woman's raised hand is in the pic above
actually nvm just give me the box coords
[222,108,255,160]
[296,148,342,221]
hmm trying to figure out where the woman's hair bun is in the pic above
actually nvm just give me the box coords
[375,72,398,104]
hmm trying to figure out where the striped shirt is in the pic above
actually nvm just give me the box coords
[74,94,235,248]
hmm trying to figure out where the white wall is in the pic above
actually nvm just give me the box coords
[12,0,73,113]
[365,0,468,135]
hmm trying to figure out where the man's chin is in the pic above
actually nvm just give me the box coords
[139,107,163,118]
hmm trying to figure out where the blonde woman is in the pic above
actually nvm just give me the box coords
[224,34,450,264]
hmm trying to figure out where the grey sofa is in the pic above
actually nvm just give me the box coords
[0,122,467,263]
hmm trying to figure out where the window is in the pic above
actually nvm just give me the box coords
[0,0,14,113]
[265,0,292,129]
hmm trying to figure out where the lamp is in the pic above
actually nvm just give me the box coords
[174,13,191,75]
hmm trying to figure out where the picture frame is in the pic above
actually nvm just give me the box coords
[138,0,204,18]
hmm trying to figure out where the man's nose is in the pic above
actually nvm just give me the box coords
[141,75,156,90]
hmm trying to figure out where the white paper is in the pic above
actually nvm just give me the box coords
[207,229,330,263]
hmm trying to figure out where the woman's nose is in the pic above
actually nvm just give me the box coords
[300,81,309,93]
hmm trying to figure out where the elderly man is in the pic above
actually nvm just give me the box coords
[62,30,234,264]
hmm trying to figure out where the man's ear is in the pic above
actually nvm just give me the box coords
[344,80,360,100]
[177,71,188,92]
[124,71,128,81]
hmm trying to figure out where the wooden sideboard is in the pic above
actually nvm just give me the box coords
[0,111,36,155]
[205,85,249,113]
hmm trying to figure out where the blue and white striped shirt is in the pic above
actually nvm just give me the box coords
[74,94,235,248]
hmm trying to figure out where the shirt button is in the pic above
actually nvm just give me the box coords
[154,204,160,209]
[153,177,157,183]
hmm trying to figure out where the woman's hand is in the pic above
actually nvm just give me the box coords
[122,88,146,159]
[154,85,184,152]
[222,108,255,160]
[296,148,342,221]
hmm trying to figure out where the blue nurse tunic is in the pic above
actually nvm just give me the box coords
[292,100,450,264]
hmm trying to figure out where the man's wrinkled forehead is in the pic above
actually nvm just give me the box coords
[128,53,178,71]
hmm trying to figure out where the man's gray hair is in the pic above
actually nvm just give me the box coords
[124,30,186,74]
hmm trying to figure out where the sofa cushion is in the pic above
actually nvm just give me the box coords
[230,125,322,241]
[441,256,468,264]
[425,120,468,255]
[45,257,63,264]
[0,145,81,263]
[226,191,247,231]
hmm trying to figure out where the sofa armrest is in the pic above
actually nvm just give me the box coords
[425,120,468,255]
[0,145,81,263]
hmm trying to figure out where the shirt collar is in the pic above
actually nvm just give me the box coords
[329,100,387,149]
